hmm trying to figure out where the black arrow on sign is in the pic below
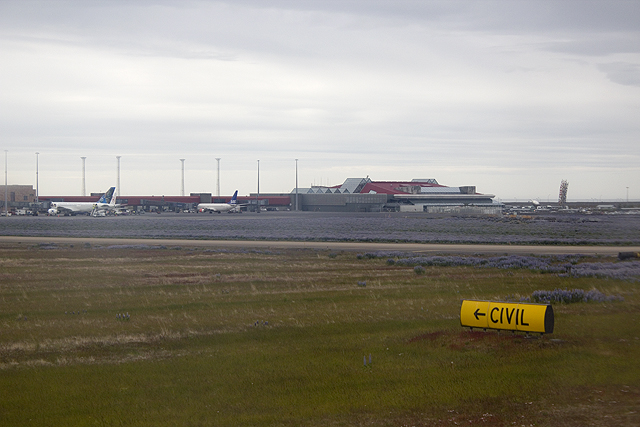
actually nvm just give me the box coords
[474,308,486,321]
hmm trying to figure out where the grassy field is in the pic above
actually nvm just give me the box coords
[1,242,639,426]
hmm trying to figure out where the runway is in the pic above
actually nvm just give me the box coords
[1,235,637,256]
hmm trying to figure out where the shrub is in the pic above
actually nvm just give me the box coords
[414,265,426,275]
[531,288,623,304]
[361,252,640,281]
[570,261,640,281]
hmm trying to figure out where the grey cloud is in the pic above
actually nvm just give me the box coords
[598,62,640,86]
[3,1,639,60]
[226,0,640,33]
[543,35,640,56]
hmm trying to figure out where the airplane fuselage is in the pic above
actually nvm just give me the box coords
[48,202,114,216]
[196,203,237,213]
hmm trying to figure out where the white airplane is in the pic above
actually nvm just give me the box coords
[197,190,242,213]
[48,187,118,216]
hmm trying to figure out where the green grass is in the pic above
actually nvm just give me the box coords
[0,243,639,426]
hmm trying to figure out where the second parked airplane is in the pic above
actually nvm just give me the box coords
[197,190,241,213]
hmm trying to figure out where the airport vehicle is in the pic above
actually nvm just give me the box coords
[197,190,241,213]
[48,187,118,216]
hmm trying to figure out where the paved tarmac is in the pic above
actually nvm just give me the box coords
[1,235,638,256]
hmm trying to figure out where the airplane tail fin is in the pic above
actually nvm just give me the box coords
[230,190,238,205]
[98,187,116,204]
[109,188,117,205]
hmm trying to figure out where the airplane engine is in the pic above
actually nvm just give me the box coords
[47,208,58,216]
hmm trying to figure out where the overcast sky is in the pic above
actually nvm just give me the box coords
[1,0,639,201]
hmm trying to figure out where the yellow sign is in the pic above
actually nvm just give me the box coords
[460,300,554,334]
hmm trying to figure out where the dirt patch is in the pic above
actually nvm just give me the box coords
[408,329,551,353]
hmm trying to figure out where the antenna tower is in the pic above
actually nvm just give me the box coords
[558,179,569,206]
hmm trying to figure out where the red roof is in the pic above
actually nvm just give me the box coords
[360,181,445,195]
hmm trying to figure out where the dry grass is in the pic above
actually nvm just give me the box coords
[0,243,638,426]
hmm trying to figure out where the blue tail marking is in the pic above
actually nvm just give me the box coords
[230,190,238,205]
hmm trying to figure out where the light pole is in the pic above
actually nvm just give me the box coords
[215,158,221,198]
[256,159,260,213]
[4,150,8,216]
[35,152,39,204]
[116,156,121,198]
[180,159,185,196]
[295,159,298,211]
[627,187,629,203]
[81,156,86,196]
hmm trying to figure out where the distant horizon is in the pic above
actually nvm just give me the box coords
[12,181,638,205]
[499,199,638,205]
[2,170,636,203]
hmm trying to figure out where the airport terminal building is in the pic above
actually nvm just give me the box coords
[264,177,501,214]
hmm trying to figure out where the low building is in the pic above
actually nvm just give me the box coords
[0,185,36,203]
[284,178,500,213]
[0,185,37,211]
